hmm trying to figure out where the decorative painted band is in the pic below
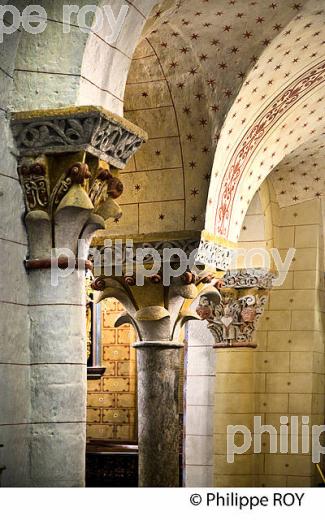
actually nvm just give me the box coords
[215,59,325,236]
[196,229,236,270]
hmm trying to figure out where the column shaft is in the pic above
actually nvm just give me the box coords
[28,269,87,487]
[135,342,181,487]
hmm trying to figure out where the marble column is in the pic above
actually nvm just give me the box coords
[11,106,147,486]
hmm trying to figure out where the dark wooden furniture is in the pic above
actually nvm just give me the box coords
[86,438,183,487]
[86,440,139,487]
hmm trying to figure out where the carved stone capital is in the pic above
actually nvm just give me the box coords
[10,106,147,268]
[16,154,124,264]
[93,233,201,269]
[92,268,216,343]
[11,105,148,169]
[196,269,274,348]
[222,268,274,289]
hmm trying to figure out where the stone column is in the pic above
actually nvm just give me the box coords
[11,106,147,486]
[92,241,214,487]
[27,267,88,486]
[135,341,181,487]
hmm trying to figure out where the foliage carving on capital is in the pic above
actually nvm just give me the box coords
[11,106,148,170]
[91,271,216,343]
[196,269,273,348]
[18,157,124,261]
[11,106,146,266]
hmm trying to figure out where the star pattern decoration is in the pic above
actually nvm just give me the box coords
[225,89,325,239]
[119,0,325,238]
[269,134,325,207]
[205,4,325,239]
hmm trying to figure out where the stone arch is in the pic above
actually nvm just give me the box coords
[201,2,325,267]
[6,0,159,114]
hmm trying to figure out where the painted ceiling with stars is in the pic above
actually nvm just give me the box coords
[107,0,325,240]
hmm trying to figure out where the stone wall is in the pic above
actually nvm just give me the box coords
[212,196,325,487]
[183,320,215,487]
[11,0,158,115]
[0,36,30,484]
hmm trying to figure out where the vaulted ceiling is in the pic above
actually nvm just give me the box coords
[104,0,325,241]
